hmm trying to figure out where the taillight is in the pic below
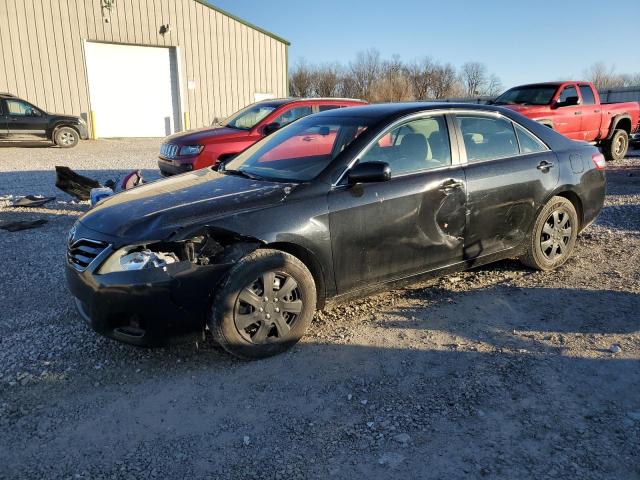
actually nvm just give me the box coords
[592,153,606,170]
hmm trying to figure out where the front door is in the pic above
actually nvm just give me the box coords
[328,114,467,293]
[5,98,48,137]
[551,84,583,140]
[456,113,560,260]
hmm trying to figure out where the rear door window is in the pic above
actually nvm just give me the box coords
[514,124,548,154]
[457,115,519,163]
[579,85,596,105]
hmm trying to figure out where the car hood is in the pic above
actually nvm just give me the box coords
[164,126,250,145]
[79,168,295,241]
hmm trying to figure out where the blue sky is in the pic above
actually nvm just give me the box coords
[210,0,640,89]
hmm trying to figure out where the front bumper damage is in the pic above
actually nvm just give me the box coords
[65,223,262,347]
[66,254,230,346]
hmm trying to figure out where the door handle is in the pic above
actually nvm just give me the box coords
[594,109,601,113]
[537,161,554,171]
[574,111,582,115]
[302,136,315,142]
[438,180,463,193]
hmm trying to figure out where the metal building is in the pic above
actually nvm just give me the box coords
[0,0,289,137]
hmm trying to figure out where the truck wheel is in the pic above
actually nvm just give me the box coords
[520,196,578,271]
[209,249,316,360]
[603,129,628,160]
[54,127,79,148]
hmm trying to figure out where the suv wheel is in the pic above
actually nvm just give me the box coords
[54,127,79,148]
[520,196,578,271]
[209,249,316,359]
[603,129,628,160]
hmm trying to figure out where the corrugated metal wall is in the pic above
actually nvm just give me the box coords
[0,0,289,134]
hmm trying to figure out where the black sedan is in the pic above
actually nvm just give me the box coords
[65,103,606,359]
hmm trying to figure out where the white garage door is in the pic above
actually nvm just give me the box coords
[84,42,179,138]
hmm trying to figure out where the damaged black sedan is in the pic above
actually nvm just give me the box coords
[66,103,605,359]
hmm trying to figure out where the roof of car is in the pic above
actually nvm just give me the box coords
[314,101,510,121]
[257,97,366,107]
[0,92,17,98]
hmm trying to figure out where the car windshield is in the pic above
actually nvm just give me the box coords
[494,85,558,106]
[224,103,277,130]
[223,115,373,182]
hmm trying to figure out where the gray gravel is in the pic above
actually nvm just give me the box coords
[0,139,639,479]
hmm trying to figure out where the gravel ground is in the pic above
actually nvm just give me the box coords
[0,139,639,480]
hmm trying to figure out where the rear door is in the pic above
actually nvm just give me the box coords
[328,113,467,293]
[578,84,602,141]
[455,113,559,260]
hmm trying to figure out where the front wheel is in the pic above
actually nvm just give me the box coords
[520,196,578,271]
[209,249,316,359]
[603,129,628,160]
[54,127,79,148]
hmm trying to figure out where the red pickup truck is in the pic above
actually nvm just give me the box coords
[158,98,366,176]
[494,81,640,160]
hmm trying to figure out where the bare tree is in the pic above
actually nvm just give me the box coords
[483,74,503,96]
[338,70,359,99]
[371,55,413,102]
[313,63,341,97]
[289,59,315,97]
[459,61,488,96]
[584,62,625,89]
[404,57,436,100]
[431,63,459,99]
[349,49,382,101]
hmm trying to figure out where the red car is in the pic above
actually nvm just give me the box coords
[494,81,640,160]
[158,98,367,176]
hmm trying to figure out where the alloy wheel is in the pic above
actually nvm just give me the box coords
[614,134,626,157]
[234,271,303,344]
[60,131,75,146]
[540,209,572,261]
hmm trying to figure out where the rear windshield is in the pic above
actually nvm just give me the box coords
[494,85,558,106]
[223,115,374,182]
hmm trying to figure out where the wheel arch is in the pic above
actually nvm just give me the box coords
[607,114,632,139]
[264,241,327,309]
[51,123,81,141]
[545,188,585,231]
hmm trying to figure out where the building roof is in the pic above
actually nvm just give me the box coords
[196,1,290,46]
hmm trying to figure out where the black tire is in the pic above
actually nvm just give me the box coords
[520,196,578,271]
[209,249,316,359]
[54,126,79,148]
[603,129,628,161]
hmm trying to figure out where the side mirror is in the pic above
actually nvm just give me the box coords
[555,96,579,108]
[348,161,391,184]
[262,122,281,136]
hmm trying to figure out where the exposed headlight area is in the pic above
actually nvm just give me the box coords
[95,233,229,275]
[179,145,204,156]
[97,247,179,274]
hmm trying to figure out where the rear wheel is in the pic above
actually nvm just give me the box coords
[520,196,578,271]
[209,249,316,359]
[54,127,79,148]
[603,129,628,160]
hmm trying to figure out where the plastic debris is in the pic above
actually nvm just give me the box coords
[0,219,48,232]
[90,187,115,207]
[12,195,56,208]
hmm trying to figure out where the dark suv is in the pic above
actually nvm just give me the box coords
[0,93,88,147]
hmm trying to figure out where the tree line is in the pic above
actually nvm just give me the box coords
[289,50,640,101]
[289,49,503,102]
